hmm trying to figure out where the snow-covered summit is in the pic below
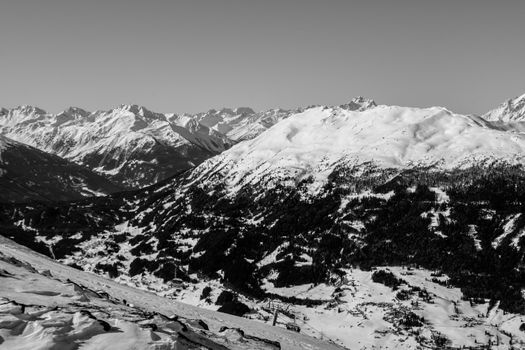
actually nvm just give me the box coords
[54,107,91,126]
[192,104,525,191]
[12,105,47,115]
[114,104,167,121]
[339,96,377,111]
[483,93,525,122]
[234,106,256,114]
[59,106,91,118]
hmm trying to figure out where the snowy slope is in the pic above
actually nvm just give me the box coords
[0,135,122,202]
[0,236,344,350]
[163,267,525,349]
[0,105,231,188]
[191,103,525,192]
[483,93,525,122]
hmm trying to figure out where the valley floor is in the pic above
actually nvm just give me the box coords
[110,262,525,349]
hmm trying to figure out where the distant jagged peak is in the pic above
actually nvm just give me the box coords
[201,107,235,116]
[483,93,525,122]
[202,107,256,116]
[112,104,166,122]
[339,96,377,111]
[58,106,91,118]
[11,105,47,116]
[116,104,151,114]
[203,108,217,115]
[54,107,91,126]
[233,107,256,115]
[217,107,234,115]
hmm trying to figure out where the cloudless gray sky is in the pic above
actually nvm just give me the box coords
[0,0,524,114]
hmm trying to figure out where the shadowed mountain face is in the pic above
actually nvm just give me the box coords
[0,135,122,203]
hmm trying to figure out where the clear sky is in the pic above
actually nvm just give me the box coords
[0,0,524,115]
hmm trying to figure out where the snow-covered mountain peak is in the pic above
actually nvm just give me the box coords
[117,103,149,113]
[340,96,377,111]
[218,107,235,115]
[111,104,166,122]
[483,93,525,122]
[192,104,525,192]
[54,107,91,125]
[234,106,256,114]
[60,106,90,117]
[12,105,47,115]
[0,105,51,127]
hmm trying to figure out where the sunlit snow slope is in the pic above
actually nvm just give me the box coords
[192,103,525,191]
[0,236,344,350]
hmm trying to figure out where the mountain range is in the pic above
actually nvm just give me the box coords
[2,94,525,348]
[0,97,375,199]
[0,104,230,189]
